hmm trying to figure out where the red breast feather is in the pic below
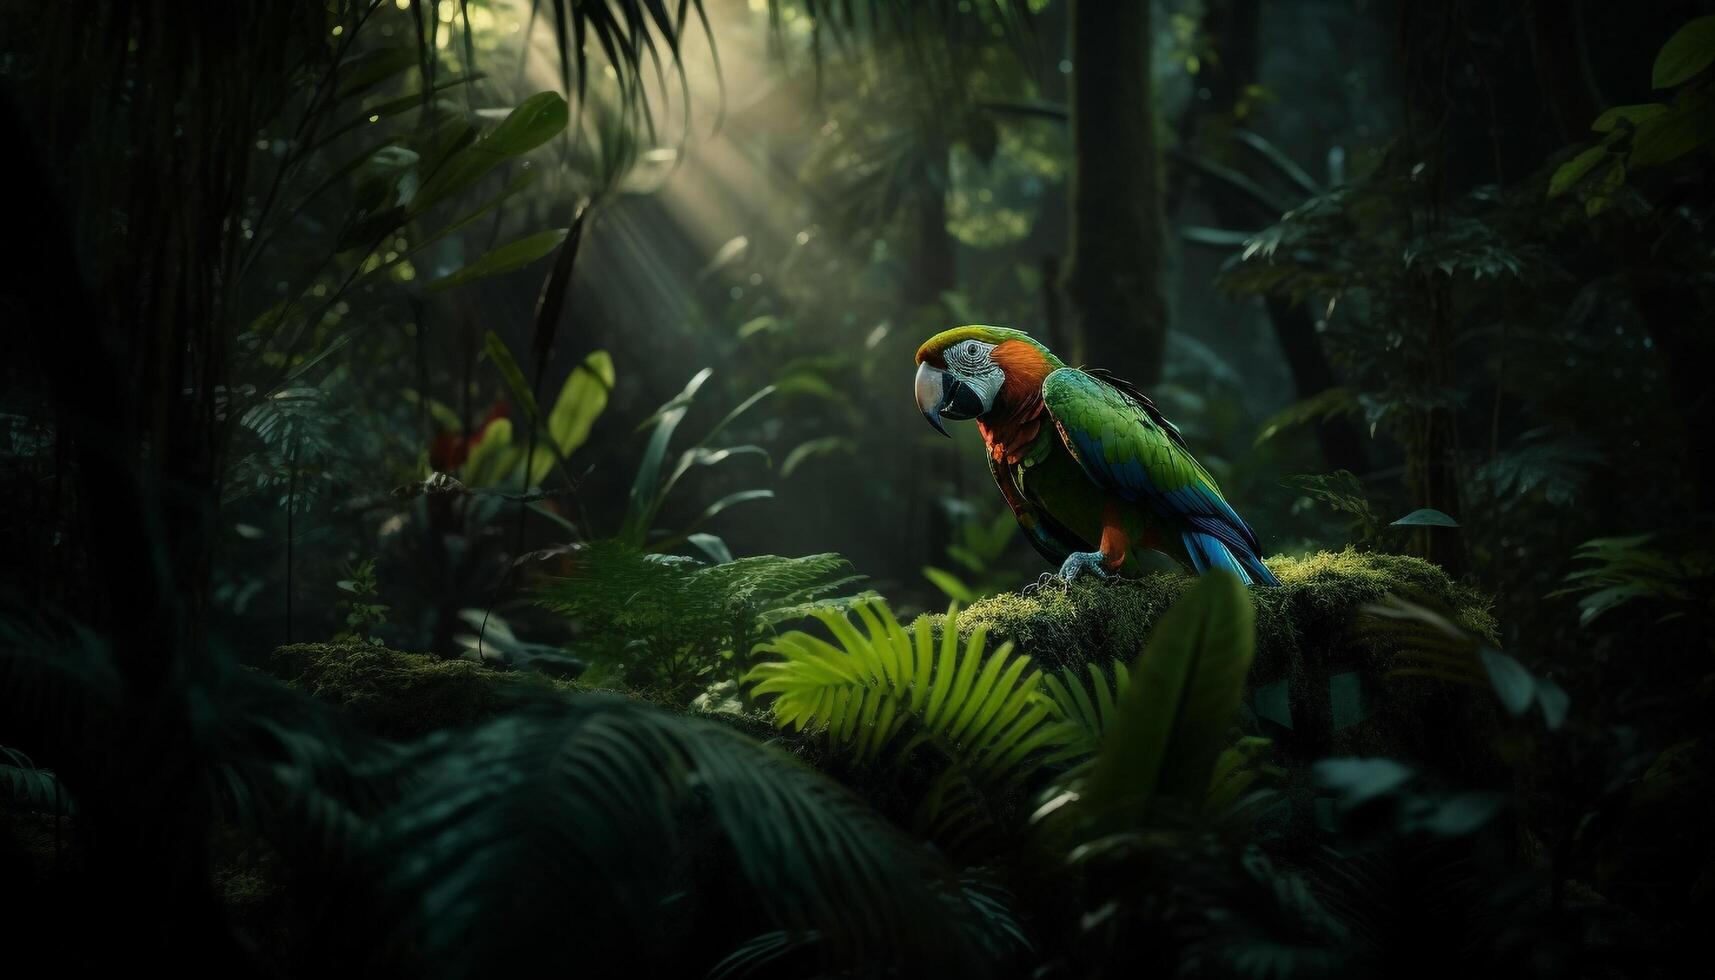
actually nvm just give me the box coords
[977,340,1055,465]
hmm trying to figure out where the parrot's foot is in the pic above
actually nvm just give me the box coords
[1021,572,1061,597]
[1056,551,1111,583]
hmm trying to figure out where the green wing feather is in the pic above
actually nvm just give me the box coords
[1040,368,1275,583]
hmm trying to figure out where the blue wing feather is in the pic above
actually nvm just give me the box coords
[1046,370,1279,586]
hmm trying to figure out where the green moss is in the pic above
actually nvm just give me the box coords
[934,550,1493,673]
[269,643,584,739]
[926,550,1502,770]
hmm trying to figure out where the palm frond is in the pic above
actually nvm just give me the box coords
[207,664,411,868]
[527,0,716,135]
[0,615,122,760]
[0,746,72,814]
[368,696,1005,976]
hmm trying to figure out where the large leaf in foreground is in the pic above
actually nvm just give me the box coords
[1082,571,1256,817]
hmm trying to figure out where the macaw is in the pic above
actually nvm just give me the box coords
[914,325,1280,586]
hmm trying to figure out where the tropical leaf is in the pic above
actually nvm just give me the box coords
[411,92,568,215]
[1390,508,1459,528]
[1652,15,1715,89]
[427,228,569,293]
[1080,571,1256,818]
[1254,387,1358,447]
[620,370,773,548]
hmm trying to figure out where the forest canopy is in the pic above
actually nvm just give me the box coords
[2,1,1713,976]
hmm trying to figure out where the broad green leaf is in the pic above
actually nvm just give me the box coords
[1480,647,1535,716]
[1591,103,1668,132]
[461,417,515,487]
[1652,15,1715,89]
[1413,791,1504,837]
[1536,678,1571,730]
[1547,145,1607,198]
[1628,100,1715,168]
[692,489,774,527]
[482,331,540,425]
[736,314,783,339]
[483,91,571,155]
[429,229,569,293]
[923,566,977,604]
[1083,571,1256,816]
[545,350,615,458]
[1315,757,1414,808]
[1391,508,1459,528]
[1584,158,1627,216]
[687,533,734,564]
[1253,386,1357,446]
[781,436,855,478]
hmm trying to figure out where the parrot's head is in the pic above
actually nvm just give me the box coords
[914,325,1059,437]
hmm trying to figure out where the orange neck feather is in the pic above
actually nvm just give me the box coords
[977,341,1054,465]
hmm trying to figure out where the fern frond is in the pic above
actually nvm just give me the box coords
[0,615,122,758]
[535,543,870,691]
[0,746,72,813]
[747,600,1071,815]
[369,696,1005,977]
[1040,660,1131,761]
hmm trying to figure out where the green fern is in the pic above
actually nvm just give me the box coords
[0,745,72,813]
[536,542,870,694]
[745,601,1046,856]
[1040,660,1132,761]
[372,697,1015,977]
[746,600,1071,822]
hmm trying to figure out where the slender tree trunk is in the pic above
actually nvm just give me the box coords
[1062,0,1168,383]
[1193,0,1370,476]
[904,139,955,308]
[1525,0,1602,143]
[1400,2,1465,575]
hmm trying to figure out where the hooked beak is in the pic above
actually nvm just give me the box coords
[915,362,985,437]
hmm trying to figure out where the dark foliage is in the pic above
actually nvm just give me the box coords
[3,1,1712,977]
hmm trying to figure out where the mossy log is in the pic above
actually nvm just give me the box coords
[928,550,1502,775]
[269,643,583,740]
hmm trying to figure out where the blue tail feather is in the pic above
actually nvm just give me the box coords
[1182,531,1280,587]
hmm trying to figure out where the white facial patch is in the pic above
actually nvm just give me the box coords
[947,339,1005,412]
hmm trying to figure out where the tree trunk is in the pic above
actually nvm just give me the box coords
[1062,0,1168,384]
[1399,2,1465,575]
[1192,0,1370,477]
[904,139,956,308]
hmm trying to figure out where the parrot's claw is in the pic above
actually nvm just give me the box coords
[1056,551,1111,583]
[1021,572,1062,597]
